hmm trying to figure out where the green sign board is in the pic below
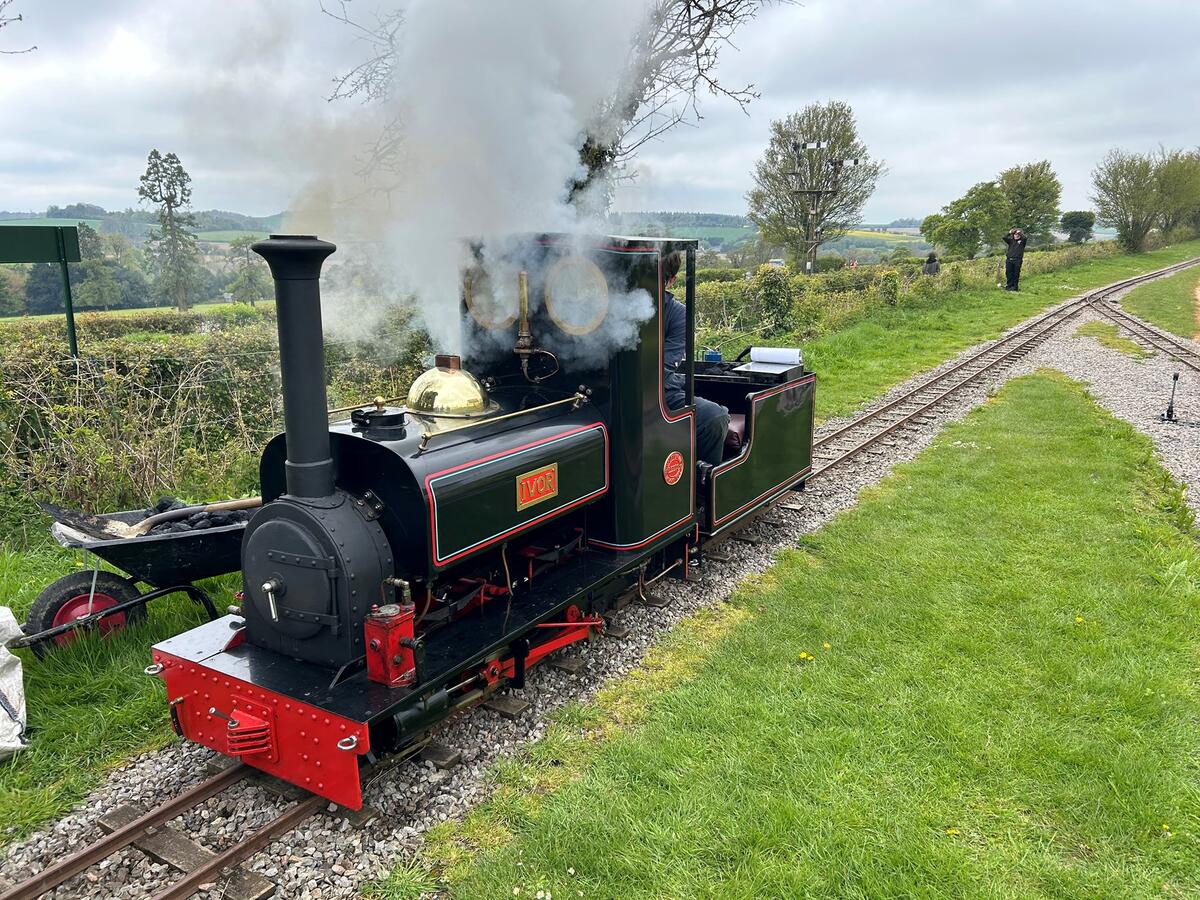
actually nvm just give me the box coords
[0,225,82,355]
[0,225,81,264]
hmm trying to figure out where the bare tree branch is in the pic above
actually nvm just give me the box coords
[0,0,36,54]
[320,0,402,103]
[323,0,792,207]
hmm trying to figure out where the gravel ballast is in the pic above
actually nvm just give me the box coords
[4,286,1198,899]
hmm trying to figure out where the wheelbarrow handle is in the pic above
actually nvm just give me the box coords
[129,496,263,537]
[8,584,219,651]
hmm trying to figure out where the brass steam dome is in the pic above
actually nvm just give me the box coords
[406,354,494,418]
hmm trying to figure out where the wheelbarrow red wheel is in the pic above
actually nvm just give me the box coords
[26,571,146,659]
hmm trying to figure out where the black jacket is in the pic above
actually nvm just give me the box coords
[1003,234,1027,260]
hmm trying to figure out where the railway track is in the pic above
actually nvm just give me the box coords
[808,258,1200,480]
[0,737,425,900]
[1090,293,1200,373]
[0,764,313,900]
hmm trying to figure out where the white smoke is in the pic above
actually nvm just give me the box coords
[285,0,656,358]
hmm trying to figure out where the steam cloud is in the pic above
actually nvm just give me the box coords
[283,0,657,363]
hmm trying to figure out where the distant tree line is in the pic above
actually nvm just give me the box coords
[40,203,282,238]
[608,211,754,229]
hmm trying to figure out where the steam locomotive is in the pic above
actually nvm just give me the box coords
[150,233,814,808]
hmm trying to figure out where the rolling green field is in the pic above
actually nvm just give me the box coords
[842,228,919,243]
[391,372,1200,899]
[195,229,268,243]
[651,225,757,243]
[1119,265,1200,338]
[0,217,106,230]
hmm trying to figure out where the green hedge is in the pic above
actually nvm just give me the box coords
[693,242,1121,354]
[694,268,745,284]
[0,311,428,536]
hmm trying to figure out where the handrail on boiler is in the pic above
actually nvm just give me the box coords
[417,392,589,452]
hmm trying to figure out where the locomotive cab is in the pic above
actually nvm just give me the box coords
[151,233,813,809]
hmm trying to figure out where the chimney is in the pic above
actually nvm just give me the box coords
[252,234,337,498]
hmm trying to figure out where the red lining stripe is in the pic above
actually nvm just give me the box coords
[709,463,813,534]
[425,422,610,567]
[711,375,815,526]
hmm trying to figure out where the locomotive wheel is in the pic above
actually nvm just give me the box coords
[26,571,146,659]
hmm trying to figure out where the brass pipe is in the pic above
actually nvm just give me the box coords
[517,271,531,344]
[418,392,587,452]
[326,395,405,417]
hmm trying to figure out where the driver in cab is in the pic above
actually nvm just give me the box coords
[662,251,730,467]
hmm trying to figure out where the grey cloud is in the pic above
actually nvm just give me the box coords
[2,0,1197,222]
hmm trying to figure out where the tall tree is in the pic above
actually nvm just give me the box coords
[745,101,883,264]
[100,232,135,267]
[75,262,120,312]
[1059,210,1096,244]
[24,262,75,315]
[0,268,24,317]
[998,160,1061,244]
[138,149,201,311]
[1091,148,1158,251]
[323,0,791,208]
[76,222,103,260]
[226,235,272,307]
[1153,148,1200,235]
[920,181,1009,259]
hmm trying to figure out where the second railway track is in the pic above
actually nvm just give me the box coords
[808,257,1200,480]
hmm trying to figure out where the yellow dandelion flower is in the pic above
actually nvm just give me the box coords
[946,828,960,836]
[823,642,831,649]
[1075,616,1084,623]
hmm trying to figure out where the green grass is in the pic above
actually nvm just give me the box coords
[388,372,1200,899]
[0,546,234,841]
[1075,321,1152,359]
[801,241,1200,420]
[0,299,274,324]
[1120,266,1200,339]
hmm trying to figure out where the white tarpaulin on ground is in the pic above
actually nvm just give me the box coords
[0,608,27,761]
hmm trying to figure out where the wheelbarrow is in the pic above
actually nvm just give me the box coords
[8,506,253,658]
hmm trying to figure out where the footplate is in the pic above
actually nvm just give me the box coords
[151,648,371,809]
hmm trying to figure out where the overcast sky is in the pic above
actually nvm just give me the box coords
[2,0,1197,222]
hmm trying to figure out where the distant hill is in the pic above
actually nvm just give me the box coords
[0,205,285,244]
[607,211,757,249]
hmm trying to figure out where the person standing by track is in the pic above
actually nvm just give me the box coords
[1003,228,1027,291]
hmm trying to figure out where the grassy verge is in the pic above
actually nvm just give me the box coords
[387,372,1200,899]
[801,240,1200,420]
[1119,266,1200,339]
[1075,321,1152,359]
[0,546,232,841]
